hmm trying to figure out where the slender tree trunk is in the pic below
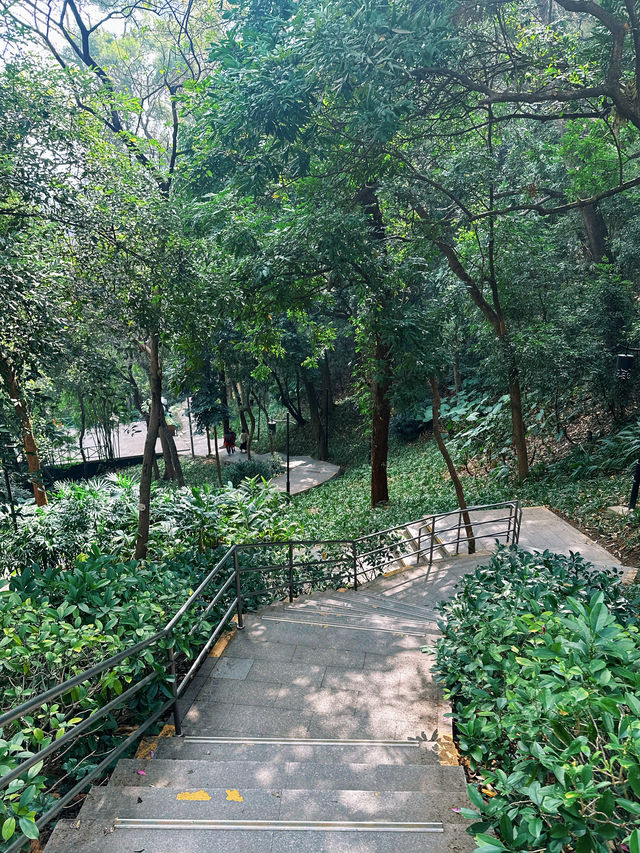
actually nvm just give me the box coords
[206,426,212,456]
[371,335,392,507]
[220,370,230,434]
[0,357,47,506]
[246,402,256,460]
[429,378,475,553]
[301,370,327,461]
[135,334,162,559]
[213,423,223,486]
[322,353,334,412]
[500,337,529,481]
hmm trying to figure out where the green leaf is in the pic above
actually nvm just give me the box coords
[467,784,486,811]
[1,818,16,841]
[628,828,640,853]
[474,833,506,852]
[617,798,640,815]
[18,816,39,839]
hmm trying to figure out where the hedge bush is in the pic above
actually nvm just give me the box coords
[433,547,640,853]
[0,476,301,847]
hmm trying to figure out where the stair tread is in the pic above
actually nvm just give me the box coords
[76,784,471,823]
[111,758,465,791]
[45,818,475,853]
[153,738,439,764]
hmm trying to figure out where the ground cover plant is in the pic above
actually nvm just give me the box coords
[433,547,640,853]
[0,473,301,847]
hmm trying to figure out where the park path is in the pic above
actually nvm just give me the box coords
[45,506,631,853]
[105,412,342,495]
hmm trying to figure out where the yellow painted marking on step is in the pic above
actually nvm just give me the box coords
[383,567,406,578]
[177,790,211,801]
[226,789,244,802]
[135,724,175,759]
[437,733,460,767]
[209,629,236,658]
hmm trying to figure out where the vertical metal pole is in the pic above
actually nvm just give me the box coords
[187,397,195,458]
[429,516,435,569]
[286,413,290,496]
[288,542,294,602]
[352,541,358,591]
[417,525,422,566]
[167,639,182,736]
[3,466,17,533]
[234,548,244,630]
[455,511,462,555]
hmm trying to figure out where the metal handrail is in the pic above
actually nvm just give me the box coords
[1,500,521,852]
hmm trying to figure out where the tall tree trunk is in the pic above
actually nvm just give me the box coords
[220,370,230,434]
[356,182,393,507]
[135,334,162,559]
[0,357,47,506]
[429,378,475,553]
[213,423,223,486]
[370,335,392,507]
[246,402,256,460]
[322,353,334,412]
[206,426,212,456]
[581,202,612,263]
[502,340,529,481]
[301,370,327,461]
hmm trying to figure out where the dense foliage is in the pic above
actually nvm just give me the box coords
[434,547,640,853]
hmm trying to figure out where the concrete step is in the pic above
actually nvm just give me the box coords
[333,591,438,620]
[110,758,466,792]
[272,600,435,628]
[153,736,438,764]
[45,817,475,852]
[260,611,432,637]
[73,785,470,825]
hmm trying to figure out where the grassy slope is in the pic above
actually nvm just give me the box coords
[284,434,638,564]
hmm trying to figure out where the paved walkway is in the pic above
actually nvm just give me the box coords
[45,508,631,853]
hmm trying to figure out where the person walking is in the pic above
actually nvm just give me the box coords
[230,429,237,454]
[223,432,233,455]
[240,430,248,453]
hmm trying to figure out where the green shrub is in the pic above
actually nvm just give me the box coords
[433,547,640,853]
[0,474,298,575]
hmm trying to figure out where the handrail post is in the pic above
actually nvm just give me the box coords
[167,637,182,737]
[428,516,435,568]
[233,547,244,630]
[507,503,513,543]
[455,510,462,555]
[288,542,295,603]
[417,524,422,565]
[352,541,358,591]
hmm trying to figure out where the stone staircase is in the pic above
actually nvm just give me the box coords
[45,576,474,853]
